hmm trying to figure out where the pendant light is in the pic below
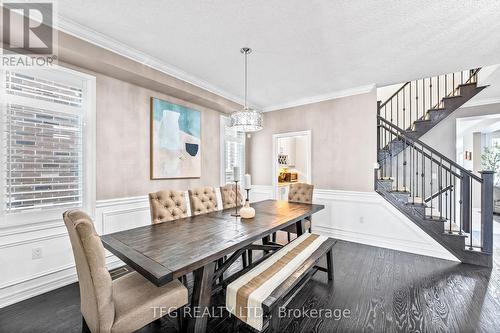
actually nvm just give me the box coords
[230,47,263,132]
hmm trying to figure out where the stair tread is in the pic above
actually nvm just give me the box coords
[442,95,462,99]
[408,196,425,204]
[414,118,431,123]
[457,82,477,87]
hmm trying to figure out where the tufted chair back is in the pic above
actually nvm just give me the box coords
[188,187,218,216]
[220,184,243,209]
[148,190,188,224]
[63,210,115,333]
[288,183,314,204]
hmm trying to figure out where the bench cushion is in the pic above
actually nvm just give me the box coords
[226,233,329,331]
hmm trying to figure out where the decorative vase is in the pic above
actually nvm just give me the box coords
[240,201,255,219]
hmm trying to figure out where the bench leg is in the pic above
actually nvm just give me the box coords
[248,249,253,265]
[269,306,281,333]
[232,316,241,333]
[272,232,277,243]
[287,232,291,243]
[82,317,91,333]
[326,249,334,281]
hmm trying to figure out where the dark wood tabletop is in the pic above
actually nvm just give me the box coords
[101,199,324,287]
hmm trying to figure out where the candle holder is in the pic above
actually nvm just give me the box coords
[230,180,240,217]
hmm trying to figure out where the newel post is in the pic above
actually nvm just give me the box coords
[461,172,471,233]
[480,171,494,254]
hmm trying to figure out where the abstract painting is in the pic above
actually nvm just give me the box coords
[150,97,201,179]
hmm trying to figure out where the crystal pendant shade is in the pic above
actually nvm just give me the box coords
[230,108,263,132]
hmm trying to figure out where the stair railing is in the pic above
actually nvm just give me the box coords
[378,68,481,131]
[377,116,494,254]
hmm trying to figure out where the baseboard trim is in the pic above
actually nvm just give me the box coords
[0,257,123,308]
[314,225,458,261]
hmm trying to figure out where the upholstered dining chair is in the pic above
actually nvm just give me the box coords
[148,189,188,224]
[282,183,314,242]
[188,186,218,216]
[63,209,188,333]
[148,189,190,286]
[189,186,248,279]
[220,184,243,209]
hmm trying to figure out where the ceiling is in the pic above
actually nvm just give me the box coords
[57,0,500,111]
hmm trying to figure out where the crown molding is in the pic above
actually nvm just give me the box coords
[463,97,500,108]
[56,15,245,107]
[262,84,376,112]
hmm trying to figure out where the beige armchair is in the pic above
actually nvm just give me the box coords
[63,210,188,333]
[148,189,188,224]
[282,183,314,241]
[188,187,218,216]
[220,184,243,209]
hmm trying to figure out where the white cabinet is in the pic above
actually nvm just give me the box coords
[278,137,296,167]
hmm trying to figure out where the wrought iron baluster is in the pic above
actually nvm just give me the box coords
[430,152,433,218]
[403,136,407,191]
[403,86,406,129]
[437,75,440,107]
[429,77,432,111]
[422,78,425,119]
[439,159,443,220]
[421,145,425,204]
[469,177,473,249]
[409,81,412,126]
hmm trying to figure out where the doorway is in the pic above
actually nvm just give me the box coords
[272,131,312,200]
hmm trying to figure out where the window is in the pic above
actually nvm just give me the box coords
[1,68,95,225]
[220,115,245,185]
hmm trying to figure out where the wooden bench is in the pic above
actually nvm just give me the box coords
[226,233,336,332]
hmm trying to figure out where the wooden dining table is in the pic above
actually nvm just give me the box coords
[101,199,324,333]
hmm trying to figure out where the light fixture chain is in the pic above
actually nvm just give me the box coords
[244,50,248,109]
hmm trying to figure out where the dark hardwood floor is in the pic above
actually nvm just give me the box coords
[1,234,499,333]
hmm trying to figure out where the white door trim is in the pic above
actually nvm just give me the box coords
[272,130,312,199]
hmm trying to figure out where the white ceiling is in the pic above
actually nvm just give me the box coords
[57,0,500,110]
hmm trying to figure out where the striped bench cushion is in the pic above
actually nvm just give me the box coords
[226,233,329,331]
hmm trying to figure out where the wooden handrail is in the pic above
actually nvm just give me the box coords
[378,116,483,183]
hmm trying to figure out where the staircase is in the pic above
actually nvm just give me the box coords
[375,68,494,267]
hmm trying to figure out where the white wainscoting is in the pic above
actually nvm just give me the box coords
[0,187,458,308]
[249,185,458,262]
[0,196,150,308]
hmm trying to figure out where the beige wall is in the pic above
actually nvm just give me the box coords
[421,102,500,161]
[58,30,231,200]
[94,72,221,200]
[247,90,377,191]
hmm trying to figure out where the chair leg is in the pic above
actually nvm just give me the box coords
[326,249,334,281]
[241,251,248,268]
[82,317,91,333]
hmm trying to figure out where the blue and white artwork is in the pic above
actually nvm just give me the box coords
[151,97,201,179]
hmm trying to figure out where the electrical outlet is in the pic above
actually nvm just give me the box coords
[32,247,42,260]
